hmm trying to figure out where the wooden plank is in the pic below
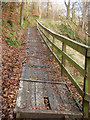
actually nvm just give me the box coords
[57,84,70,111]
[21,65,30,79]
[15,81,28,109]
[25,66,30,79]
[57,84,80,113]
[43,83,49,97]
[36,83,45,109]
[15,108,83,119]
[26,82,36,109]
[15,81,24,108]
[20,81,28,108]
[21,67,26,79]
[46,85,61,111]
[27,82,36,109]
[20,78,66,84]
[36,19,88,56]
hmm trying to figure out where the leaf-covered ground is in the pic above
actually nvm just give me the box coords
[2,29,27,119]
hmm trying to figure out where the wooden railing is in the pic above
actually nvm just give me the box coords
[36,20,90,119]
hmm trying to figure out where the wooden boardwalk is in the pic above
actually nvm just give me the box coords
[14,27,83,119]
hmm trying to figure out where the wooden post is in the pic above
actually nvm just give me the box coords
[83,4,90,118]
[43,29,45,40]
[46,32,49,43]
[52,37,55,52]
[83,54,90,118]
[36,22,38,30]
[61,42,66,76]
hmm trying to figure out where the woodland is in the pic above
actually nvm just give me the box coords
[0,0,90,119]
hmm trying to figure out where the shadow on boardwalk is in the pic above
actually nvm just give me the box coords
[14,27,82,120]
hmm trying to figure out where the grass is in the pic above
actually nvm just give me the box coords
[5,37,20,47]
[40,18,88,45]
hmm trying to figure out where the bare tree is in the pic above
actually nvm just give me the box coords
[32,2,39,16]
[39,0,42,19]
[64,0,70,19]
[47,0,49,18]
[71,2,76,23]
[82,0,88,31]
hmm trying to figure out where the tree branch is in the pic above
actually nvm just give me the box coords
[64,0,67,7]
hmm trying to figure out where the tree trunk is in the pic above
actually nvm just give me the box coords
[67,5,70,19]
[20,1,23,26]
[82,0,88,31]
[39,0,42,19]
[64,0,70,20]
[47,0,49,18]
[71,9,75,22]
[33,2,39,16]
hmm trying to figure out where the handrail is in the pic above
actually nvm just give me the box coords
[39,28,85,76]
[36,19,90,119]
[36,20,90,56]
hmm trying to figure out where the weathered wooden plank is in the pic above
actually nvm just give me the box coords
[26,82,36,109]
[21,67,26,79]
[50,85,64,111]
[29,57,40,66]
[59,84,82,114]
[15,81,29,109]
[20,81,28,108]
[29,82,36,109]
[57,84,80,113]
[15,108,83,119]
[46,85,60,111]
[25,67,30,79]
[36,83,45,109]
[20,78,66,84]
[57,85,70,111]
[21,66,30,79]
[43,83,49,97]
[15,81,24,108]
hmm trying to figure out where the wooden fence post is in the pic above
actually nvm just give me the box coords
[52,37,55,52]
[83,54,90,118]
[61,42,66,76]
[83,6,90,117]
[36,22,38,30]
[83,4,90,118]
[46,32,49,44]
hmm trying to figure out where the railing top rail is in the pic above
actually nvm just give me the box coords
[36,19,90,50]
